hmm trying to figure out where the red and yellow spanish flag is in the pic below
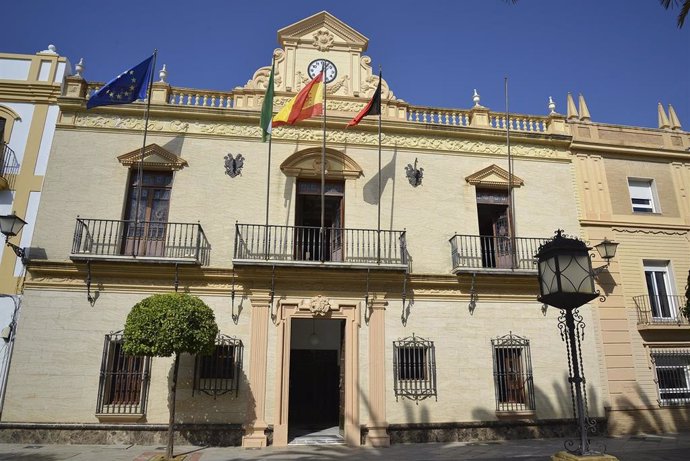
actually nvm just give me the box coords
[272,72,324,127]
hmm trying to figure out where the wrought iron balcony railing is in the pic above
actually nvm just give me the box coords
[234,223,408,269]
[0,142,20,190]
[634,295,689,326]
[449,234,548,273]
[71,218,210,265]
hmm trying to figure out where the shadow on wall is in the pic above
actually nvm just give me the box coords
[609,382,690,435]
[363,150,396,206]
[164,351,254,446]
[472,376,603,432]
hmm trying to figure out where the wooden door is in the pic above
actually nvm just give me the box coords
[493,211,513,269]
[123,171,172,257]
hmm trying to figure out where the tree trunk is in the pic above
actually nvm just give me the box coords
[166,353,180,460]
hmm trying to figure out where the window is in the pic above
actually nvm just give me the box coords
[491,332,535,412]
[628,179,658,213]
[644,261,679,321]
[193,334,243,397]
[393,334,436,401]
[651,349,690,406]
[96,331,151,415]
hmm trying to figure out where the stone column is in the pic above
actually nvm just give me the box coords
[242,290,271,448]
[366,295,390,447]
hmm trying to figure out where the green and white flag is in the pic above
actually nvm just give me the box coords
[260,62,275,142]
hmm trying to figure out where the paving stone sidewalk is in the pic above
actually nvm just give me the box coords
[1,434,689,461]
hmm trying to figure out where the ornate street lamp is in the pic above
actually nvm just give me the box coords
[536,230,616,458]
[0,213,27,262]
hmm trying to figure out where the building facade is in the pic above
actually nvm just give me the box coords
[0,46,71,417]
[568,99,690,435]
[0,12,687,447]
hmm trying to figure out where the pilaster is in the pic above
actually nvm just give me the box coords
[151,81,171,105]
[366,295,390,447]
[241,290,271,449]
[469,105,490,128]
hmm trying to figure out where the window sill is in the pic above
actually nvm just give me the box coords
[96,413,146,423]
[495,409,536,420]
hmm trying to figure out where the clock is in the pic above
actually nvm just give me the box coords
[307,59,337,84]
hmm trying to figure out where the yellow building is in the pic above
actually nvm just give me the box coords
[1,12,687,448]
[569,96,690,435]
[0,46,71,417]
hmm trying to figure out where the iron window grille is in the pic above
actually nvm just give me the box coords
[393,334,437,401]
[491,332,535,412]
[650,348,690,406]
[96,331,151,415]
[193,334,243,398]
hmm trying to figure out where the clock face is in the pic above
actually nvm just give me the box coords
[308,59,337,84]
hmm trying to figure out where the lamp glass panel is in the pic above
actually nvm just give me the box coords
[539,258,557,295]
[557,254,594,294]
[0,215,26,237]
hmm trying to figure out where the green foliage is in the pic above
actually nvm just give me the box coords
[123,293,219,358]
[683,271,690,318]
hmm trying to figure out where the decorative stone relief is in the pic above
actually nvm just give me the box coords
[299,295,333,315]
[242,49,286,90]
[312,30,335,51]
[71,114,565,159]
[360,56,397,101]
[224,153,244,178]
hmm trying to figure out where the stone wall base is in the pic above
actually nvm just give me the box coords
[0,423,243,446]
[387,418,608,444]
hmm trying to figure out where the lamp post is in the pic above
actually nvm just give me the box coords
[535,230,617,458]
[0,213,27,263]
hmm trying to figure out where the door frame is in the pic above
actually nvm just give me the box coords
[273,299,360,446]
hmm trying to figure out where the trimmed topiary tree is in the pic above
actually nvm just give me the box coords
[123,293,219,460]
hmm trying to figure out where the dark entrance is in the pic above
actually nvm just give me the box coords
[476,189,513,268]
[288,318,344,442]
[294,180,344,261]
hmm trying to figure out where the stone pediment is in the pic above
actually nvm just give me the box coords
[241,11,396,102]
[277,11,368,52]
[280,147,362,180]
[465,164,523,188]
[117,144,188,170]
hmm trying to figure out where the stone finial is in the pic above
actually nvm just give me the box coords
[658,102,671,129]
[472,89,481,107]
[668,104,682,130]
[566,93,579,121]
[74,58,85,78]
[578,94,591,122]
[38,44,58,55]
[159,64,168,83]
[548,96,556,115]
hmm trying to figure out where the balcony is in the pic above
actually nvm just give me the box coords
[1,142,20,190]
[634,295,689,328]
[449,234,547,274]
[70,218,210,265]
[233,223,407,270]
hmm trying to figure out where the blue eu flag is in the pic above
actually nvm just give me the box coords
[86,55,154,109]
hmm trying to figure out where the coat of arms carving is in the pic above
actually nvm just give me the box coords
[224,153,244,178]
[303,295,331,315]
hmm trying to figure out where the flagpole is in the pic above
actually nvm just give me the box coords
[320,61,326,262]
[377,69,382,264]
[264,57,275,260]
[133,50,157,257]
[505,77,517,269]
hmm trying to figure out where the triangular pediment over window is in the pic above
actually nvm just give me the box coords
[117,144,188,170]
[280,147,362,180]
[465,164,524,188]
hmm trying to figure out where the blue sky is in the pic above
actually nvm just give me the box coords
[3,1,688,129]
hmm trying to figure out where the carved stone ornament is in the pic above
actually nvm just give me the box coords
[305,295,331,315]
[405,158,424,187]
[224,153,244,178]
[312,30,335,51]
